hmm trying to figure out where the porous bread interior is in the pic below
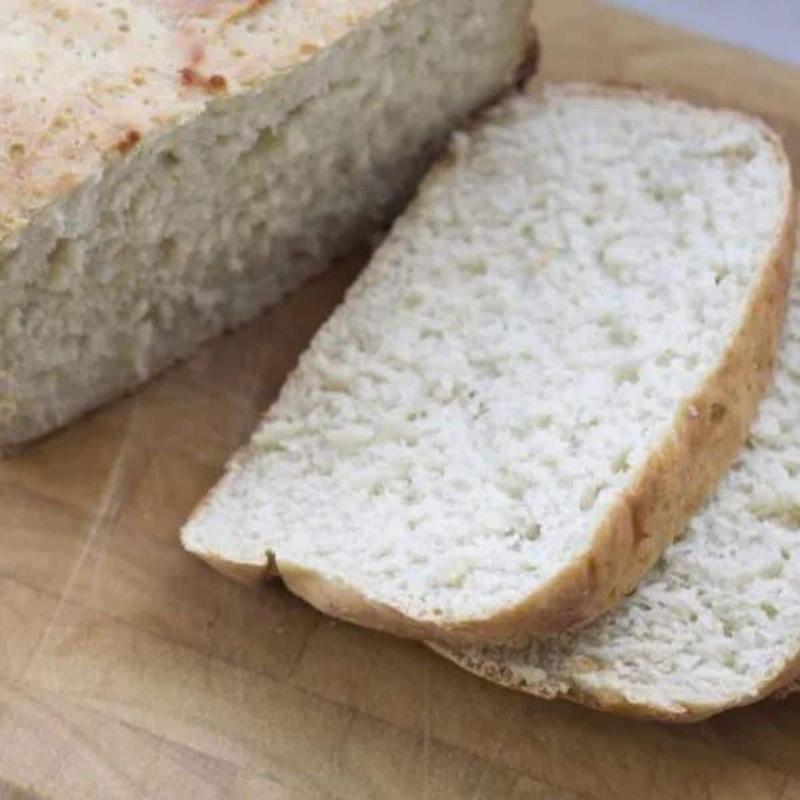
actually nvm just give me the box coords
[0,0,532,446]
[437,244,800,719]
[183,85,789,631]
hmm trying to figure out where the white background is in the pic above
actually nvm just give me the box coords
[612,0,800,67]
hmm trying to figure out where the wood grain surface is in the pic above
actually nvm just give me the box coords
[3,2,800,798]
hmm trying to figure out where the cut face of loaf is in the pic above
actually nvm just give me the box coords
[434,232,800,721]
[0,0,536,448]
[182,84,794,645]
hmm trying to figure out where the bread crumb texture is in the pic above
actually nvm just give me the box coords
[183,85,790,638]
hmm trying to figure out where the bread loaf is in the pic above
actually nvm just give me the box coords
[0,0,536,448]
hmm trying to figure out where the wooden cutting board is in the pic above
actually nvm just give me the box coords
[3,2,800,798]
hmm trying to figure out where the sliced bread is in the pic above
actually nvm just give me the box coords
[434,234,800,720]
[0,0,535,448]
[182,83,794,645]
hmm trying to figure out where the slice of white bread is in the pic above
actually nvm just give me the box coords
[0,0,535,448]
[434,236,800,720]
[182,84,795,645]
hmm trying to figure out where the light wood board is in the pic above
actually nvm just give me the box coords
[3,1,800,797]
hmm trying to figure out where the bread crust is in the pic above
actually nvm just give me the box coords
[431,634,800,723]
[185,82,796,647]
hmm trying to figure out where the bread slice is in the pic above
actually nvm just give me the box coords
[434,232,800,720]
[0,0,536,449]
[182,83,794,645]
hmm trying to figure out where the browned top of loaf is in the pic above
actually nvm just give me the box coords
[0,0,392,250]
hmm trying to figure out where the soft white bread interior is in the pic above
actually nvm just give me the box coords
[182,84,794,645]
[435,228,800,721]
[0,0,535,448]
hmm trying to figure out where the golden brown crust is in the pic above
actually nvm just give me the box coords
[432,630,800,723]
[195,550,269,587]
[185,81,796,649]
[0,1,399,248]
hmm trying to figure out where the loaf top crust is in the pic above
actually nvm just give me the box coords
[0,0,392,249]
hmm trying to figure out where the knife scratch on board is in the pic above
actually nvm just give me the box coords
[470,707,517,799]
[422,659,431,800]
[21,400,140,676]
